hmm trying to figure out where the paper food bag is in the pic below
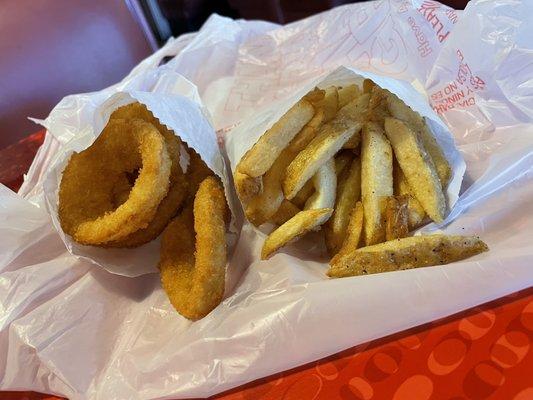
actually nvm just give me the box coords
[40,75,238,277]
[227,66,465,218]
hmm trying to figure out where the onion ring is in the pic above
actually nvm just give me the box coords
[185,149,214,202]
[58,118,171,245]
[159,176,228,320]
[105,103,188,247]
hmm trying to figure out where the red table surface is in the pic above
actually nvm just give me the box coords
[0,131,531,400]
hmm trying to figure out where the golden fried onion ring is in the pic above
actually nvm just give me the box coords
[159,176,228,320]
[59,118,171,245]
[105,103,188,247]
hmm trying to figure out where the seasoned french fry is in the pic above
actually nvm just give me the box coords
[394,163,426,229]
[338,84,360,108]
[363,79,375,93]
[385,196,409,241]
[384,118,446,223]
[385,90,451,186]
[343,93,370,149]
[284,95,369,199]
[289,109,325,152]
[237,98,314,178]
[334,151,354,177]
[304,158,337,210]
[304,87,326,104]
[328,235,488,277]
[292,180,314,209]
[234,171,262,204]
[271,200,300,226]
[367,86,390,124]
[245,147,295,226]
[315,86,339,122]
[325,157,361,254]
[361,122,393,246]
[336,201,364,256]
[262,208,333,259]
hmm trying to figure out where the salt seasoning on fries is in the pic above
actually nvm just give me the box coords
[234,80,488,276]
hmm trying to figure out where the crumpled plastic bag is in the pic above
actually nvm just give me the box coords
[1,1,532,399]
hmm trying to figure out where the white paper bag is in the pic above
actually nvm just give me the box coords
[1,2,532,399]
[226,65,465,214]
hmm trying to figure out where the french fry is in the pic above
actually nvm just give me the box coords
[261,208,333,259]
[284,95,369,199]
[325,157,361,254]
[363,79,375,94]
[394,163,426,229]
[234,171,262,204]
[304,158,337,210]
[237,98,314,178]
[361,122,393,246]
[246,105,327,225]
[245,147,295,226]
[315,86,339,122]
[336,201,364,256]
[367,86,390,124]
[384,118,446,223]
[292,180,314,209]
[304,87,326,104]
[271,200,300,226]
[385,196,409,241]
[328,235,488,277]
[289,109,325,152]
[385,90,451,186]
[338,84,360,108]
[334,151,354,177]
[343,93,370,149]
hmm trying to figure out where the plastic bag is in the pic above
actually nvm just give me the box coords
[1,2,532,399]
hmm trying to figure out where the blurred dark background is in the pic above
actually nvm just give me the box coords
[0,0,468,149]
[149,0,468,45]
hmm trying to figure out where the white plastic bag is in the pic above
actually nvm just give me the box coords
[1,2,532,399]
